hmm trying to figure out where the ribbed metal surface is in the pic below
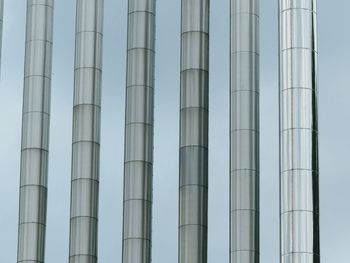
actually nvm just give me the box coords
[179,0,209,262]
[279,0,320,262]
[17,0,54,262]
[69,0,104,262]
[230,1,259,263]
[122,0,156,262]
[0,0,4,71]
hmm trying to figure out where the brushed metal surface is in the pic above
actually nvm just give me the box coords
[179,0,209,262]
[279,0,320,262]
[17,1,54,262]
[122,0,156,262]
[230,1,259,262]
[69,0,104,262]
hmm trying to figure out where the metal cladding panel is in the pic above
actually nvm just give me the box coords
[69,0,104,262]
[122,1,156,263]
[179,0,209,262]
[230,1,260,262]
[279,0,320,262]
[17,1,54,262]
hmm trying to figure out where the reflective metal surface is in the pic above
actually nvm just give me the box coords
[17,0,54,262]
[69,0,103,262]
[279,0,320,262]
[122,1,156,262]
[230,1,259,262]
[179,0,209,262]
[0,0,3,72]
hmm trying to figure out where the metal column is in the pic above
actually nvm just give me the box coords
[279,0,320,262]
[69,0,104,262]
[17,0,54,262]
[179,0,209,262]
[230,1,259,263]
[122,0,156,262]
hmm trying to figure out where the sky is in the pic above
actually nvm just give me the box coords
[0,0,349,262]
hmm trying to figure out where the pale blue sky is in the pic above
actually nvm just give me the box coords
[0,0,349,262]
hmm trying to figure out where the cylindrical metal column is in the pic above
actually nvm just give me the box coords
[230,1,259,263]
[179,0,209,262]
[279,0,320,262]
[17,0,54,262]
[69,0,104,262]
[122,0,156,262]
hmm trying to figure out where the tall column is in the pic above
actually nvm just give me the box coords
[17,0,54,262]
[122,0,156,262]
[179,0,209,262]
[279,0,320,262]
[230,1,259,263]
[69,0,104,262]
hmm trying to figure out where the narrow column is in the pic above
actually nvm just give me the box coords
[122,0,156,262]
[69,0,104,262]
[279,0,320,262]
[17,0,54,262]
[179,0,209,262]
[230,1,259,263]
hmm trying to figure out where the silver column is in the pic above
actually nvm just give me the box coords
[179,0,209,262]
[17,0,54,262]
[122,0,156,262]
[230,1,259,263]
[279,0,320,262]
[69,0,104,262]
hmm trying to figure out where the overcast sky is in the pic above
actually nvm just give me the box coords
[0,0,349,262]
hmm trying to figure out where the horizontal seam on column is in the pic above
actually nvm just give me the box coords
[181,30,209,36]
[231,129,259,133]
[25,39,53,44]
[22,111,50,116]
[71,178,99,184]
[231,51,259,56]
[28,3,54,9]
[231,12,259,18]
[280,8,316,14]
[69,254,97,259]
[21,147,48,152]
[124,160,153,165]
[20,184,47,189]
[18,260,44,263]
[128,10,155,16]
[127,47,155,53]
[19,221,46,227]
[179,224,207,229]
[180,106,208,111]
[126,84,154,89]
[179,184,208,190]
[280,87,316,92]
[230,249,259,253]
[281,168,318,173]
[280,128,318,133]
[180,145,208,150]
[76,31,103,36]
[282,251,320,257]
[231,209,259,213]
[281,210,318,215]
[280,47,318,54]
[181,68,208,73]
[125,122,153,127]
[123,237,151,241]
[123,198,152,203]
[231,168,259,173]
[24,74,51,79]
[72,140,100,145]
[70,215,98,221]
[231,90,259,95]
[75,66,102,72]
[73,103,101,109]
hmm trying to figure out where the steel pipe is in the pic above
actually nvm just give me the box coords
[69,0,104,262]
[279,0,320,262]
[179,0,210,262]
[122,0,156,262]
[17,0,54,262]
[230,1,259,263]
